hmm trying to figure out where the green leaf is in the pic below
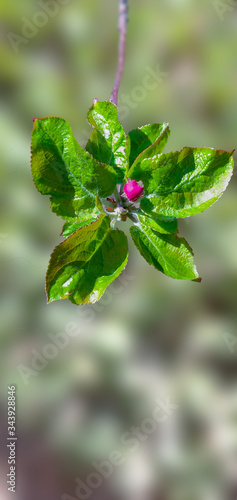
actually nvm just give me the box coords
[86,129,112,166]
[61,218,98,237]
[128,123,170,170]
[31,117,117,221]
[46,215,128,305]
[86,100,127,181]
[136,210,178,234]
[130,147,234,218]
[61,194,105,236]
[130,223,200,281]
[95,195,104,213]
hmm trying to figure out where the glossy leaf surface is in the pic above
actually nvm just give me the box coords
[46,215,128,305]
[31,117,117,220]
[130,147,234,218]
[128,122,170,170]
[136,210,178,234]
[130,223,200,280]
[87,100,127,181]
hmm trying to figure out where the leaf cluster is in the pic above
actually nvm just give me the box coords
[31,100,234,304]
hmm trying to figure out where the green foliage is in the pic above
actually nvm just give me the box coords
[31,101,234,304]
[31,116,117,220]
[46,215,128,305]
[129,147,234,218]
[135,210,178,235]
[86,100,128,182]
[128,123,170,171]
[130,225,199,281]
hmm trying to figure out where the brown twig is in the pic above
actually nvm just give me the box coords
[110,0,128,106]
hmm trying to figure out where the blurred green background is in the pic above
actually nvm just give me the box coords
[1,0,237,499]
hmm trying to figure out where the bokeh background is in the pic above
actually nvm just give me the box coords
[1,0,237,499]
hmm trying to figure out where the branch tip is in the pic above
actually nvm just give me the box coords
[110,0,129,106]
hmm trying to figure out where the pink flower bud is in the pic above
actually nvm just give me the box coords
[124,180,144,202]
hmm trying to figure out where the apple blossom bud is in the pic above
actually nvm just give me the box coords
[124,180,144,202]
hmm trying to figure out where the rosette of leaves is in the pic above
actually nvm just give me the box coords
[31,100,234,305]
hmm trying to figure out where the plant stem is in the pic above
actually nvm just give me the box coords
[110,0,128,106]
[111,216,118,229]
[113,186,122,206]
